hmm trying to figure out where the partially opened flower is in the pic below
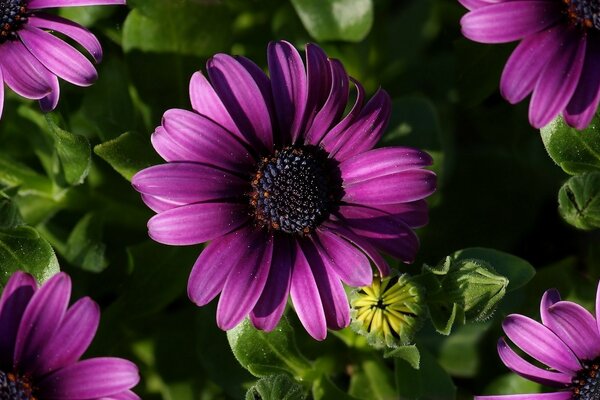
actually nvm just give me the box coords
[132,41,436,340]
[459,0,600,129]
[0,0,126,119]
[477,282,600,400]
[0,271,140,399]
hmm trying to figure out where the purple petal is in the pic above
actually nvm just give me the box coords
[38,358,139,399]
[343,169,437,205]
[500,25,564,104]
[529,29,586,128]
[147,202,248,245]
[475,393,573,400]
[339,147,433,185]
[0,272,37,368]
[460,1,561,43]
[0,66,4,119]
[19,26,97,86]
[139,193,184,213]
[217,231,273,330]
[321,222,390,276]
[304,59,349,145]
[458,0,495,10]
[14,273,71,371]
[502,314,581,374]
[0,41,52,99]
[28,14,102,63]
[302,43,331,139]
[539,288,561,326]
[327,89,392,162]
[187,228,252,307]
[290,240,327,340]
[564,39,600,129]
[497,337,572,387]
[28,0,125,7]
[155,109,255,172]
[544,301,600,361]
[597,281,600,333]
[313,229,372,287]
[268,40,307,144]
[33,297,100,376]
[337,205,420,263]
[250,235,293,332]
[189,71,241,137]
[301,240,350,330]
[319,78,366,149]
[207,54,273,152]
[364,201,429,229]
[132,163,248,204]
[38,74,60,112]
[105,390,141,400]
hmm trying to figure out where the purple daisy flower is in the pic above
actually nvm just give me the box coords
[0,271,140,399]
[0,0,125,119]
[477,282,600,400]
[132,41,436,340]
[459,0,600,129]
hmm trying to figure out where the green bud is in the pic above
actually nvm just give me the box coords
[558,172,600,230]
[350,274,426,349]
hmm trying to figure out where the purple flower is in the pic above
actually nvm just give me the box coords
[0,271,140,399]
[0,0,126,119]
[477,282,600,400]
[132,41,436,340]
[459,0,600,129]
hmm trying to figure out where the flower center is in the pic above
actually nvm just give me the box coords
[0,0,28,43]
[564,0,600,30]
[0,370,35,400]
[249,146,336,235]
[573,360,600,400]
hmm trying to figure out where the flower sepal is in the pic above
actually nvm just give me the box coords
[558,171,600,230]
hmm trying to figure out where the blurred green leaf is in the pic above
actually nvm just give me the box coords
[384,344,420,369]
[59,5,116,27]
[0,154,54,195]
[122,1,233,56]
[451,247,536,292]
[64,212,109,272]
[290,0,373,42]
[313,375,359,400]
[541,114,600,175]
[354,357,397,400]
[0,189,23,229]
[94,131,162,181]
[482,373,541,395]
[437,322,491,378]
[0,226,59,290]
[394,349,456,400]
[227,317,313,379]
[558,172,600,230]
[245,374,308,400]
[45,114,92,187]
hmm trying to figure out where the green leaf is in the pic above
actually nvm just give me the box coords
[0,190,24,229]
[437,322,491,378]
[450,248,535,292]
[0,154,54,195]
[227,317,313,379]
[59,5,116,27]
[558,172,600,230]
[356,358,397,400]
[312,375,359,400]
[64,213,109,272]
[94,131,162,181]
[482,373,541,395]
[384,344,420,369]
[45,114,92,186]
[290,0,373,42]
[122,2,233,57]
[245,374,308,400]
[540,113,600,175]
[394,349,456,400]
[0,226,59,290]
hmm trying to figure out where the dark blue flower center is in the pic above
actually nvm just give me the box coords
[573,361,600,400]
[0,0,28,44]
[564,0,600,30]
[249,146,337,235]
[0,370,35,400]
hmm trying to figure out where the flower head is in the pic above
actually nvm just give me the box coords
[132,41,436,340]
[459,0,600,129]
[350,274,425,348]
[0,0,126,119]
[0,271,140,399]
[477,282,600,400]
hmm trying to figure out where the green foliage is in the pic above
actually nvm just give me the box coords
[394,349,456,400]
[245,374,308,400]
[290,0,373,42]
[63,213,108,272]
[384,344,420,369]
[558,172,600,230]
[541,114,600,175]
